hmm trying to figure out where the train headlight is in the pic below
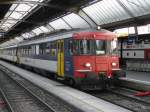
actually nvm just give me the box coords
[112,62,117,67]
[85,63,91,67]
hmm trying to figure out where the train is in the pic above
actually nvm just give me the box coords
[0,28,126,89]
[118,34,150,72]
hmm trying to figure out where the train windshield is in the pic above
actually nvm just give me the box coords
[95,40,106,55]
[109,38,118,55]
[73,40,94,55]
[73,40,106,55]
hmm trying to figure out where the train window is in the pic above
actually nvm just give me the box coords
[45,43,50,55]
[68,40,73,55]
[23,47,26,55]
[73,40,94,55]
[35,45,39,55]
[127,52,129,56]
[51,42,57,56]
[134,52,136,56]
[31,45,36,55]
[95,40,106,55]
[39,43,46,55]
[28,46,32,55]
[39,44,42,55]
[110,38,118,55]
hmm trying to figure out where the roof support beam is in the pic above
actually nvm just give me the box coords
[61,18,73,29]
[0,19,42,25]
[0,1,68,11]
[0,1,50,7]
[78,9,97,28]
[45,24,55,31]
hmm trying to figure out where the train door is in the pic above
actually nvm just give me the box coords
[57,40,64,77]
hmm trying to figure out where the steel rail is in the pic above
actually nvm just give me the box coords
[107,88,150,106]
[0,88,14,112]
[0,69,58,112]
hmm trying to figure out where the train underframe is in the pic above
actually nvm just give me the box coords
[73,70,126,90]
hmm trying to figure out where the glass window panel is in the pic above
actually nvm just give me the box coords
[10,4,18,11]
[120,0,150,17]
[95,40,106,55]
[49,18,71,29]
[7,20,17,24]
[15,37,23,42]
[3,23,12,27]
[83,0,131,25]
[45,24,54,31]
[39,26,50,32]
[1,26,9,31]
[73,40,95,55]
[10,12,22,19]
[22,33,28,38]
[0,0,42,32]
[28,31,36,37]
[4,11,11,18]
[63,13,90,28]
[32,28,43,35]
[15,4,31,12]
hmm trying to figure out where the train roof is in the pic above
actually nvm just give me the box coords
[0,45,17,49]
[2,28,115,48]
[18,28,114,46]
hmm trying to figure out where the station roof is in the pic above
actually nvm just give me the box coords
[0,0,150,46]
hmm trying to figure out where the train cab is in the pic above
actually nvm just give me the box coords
[68,31,126,89]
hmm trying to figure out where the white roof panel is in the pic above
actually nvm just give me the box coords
[10,12,23,19]
[6,20,17,24]
[39,26,50,32]
[63,13,90,28]
[83,0,131,25]
[9,4,17,11]
[15,4,31,12]
[0,0,45,32]
[120,0,150,17]
[32,28,44,35]
[49,18,71,30]
[2,0,150,45]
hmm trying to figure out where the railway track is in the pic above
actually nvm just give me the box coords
[0,65,81,112]
[89,87,150,112]
[1,61,150,112]
[0,91,10,112]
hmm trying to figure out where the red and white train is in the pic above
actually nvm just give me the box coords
[0,29,125,89]
[119,36,150,72]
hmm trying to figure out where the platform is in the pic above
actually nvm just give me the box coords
[126,70,150,82]
[119,70,150,91]
[0,60,131,112]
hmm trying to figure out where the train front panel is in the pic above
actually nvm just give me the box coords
[69,32,125,88]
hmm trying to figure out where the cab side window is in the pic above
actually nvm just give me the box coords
[68,40,73,55]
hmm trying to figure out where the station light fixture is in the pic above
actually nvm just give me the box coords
[97,26,101,30]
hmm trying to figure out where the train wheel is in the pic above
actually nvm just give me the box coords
[68,78,75,86]
[54,74,58,80]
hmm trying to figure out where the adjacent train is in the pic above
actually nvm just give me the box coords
[0,29,125,89]
[118,35,150,72]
